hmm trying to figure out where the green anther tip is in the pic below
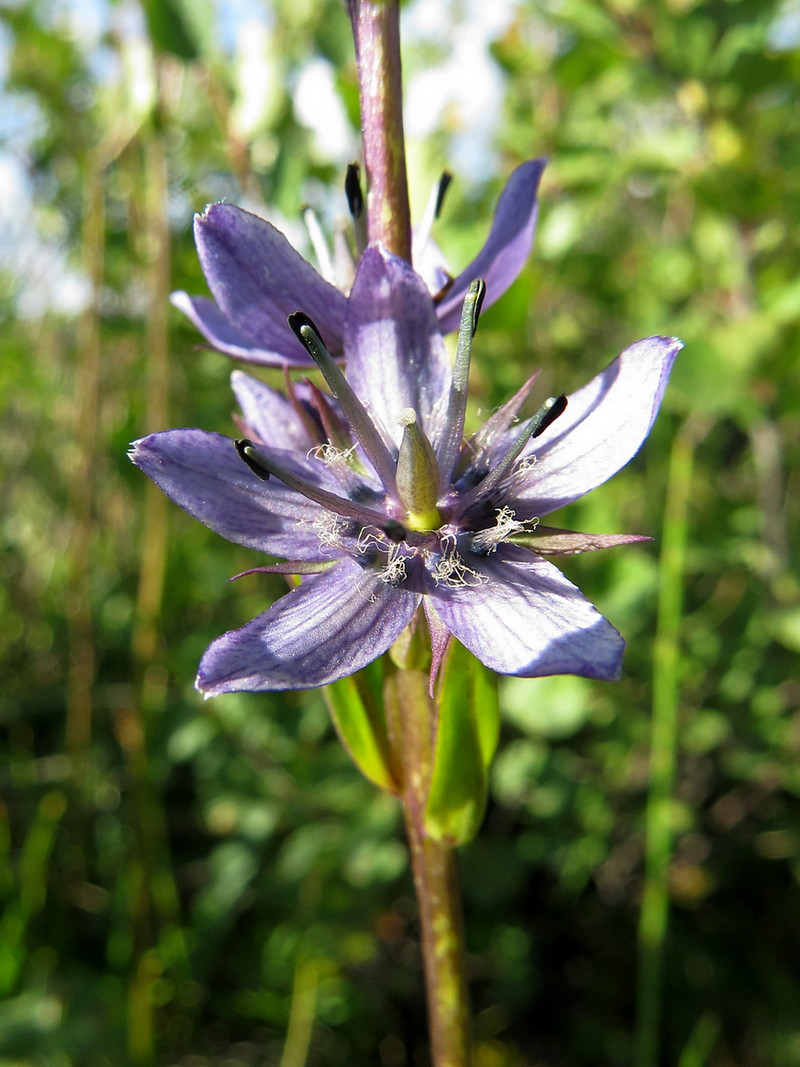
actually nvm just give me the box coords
[456,279,485,345]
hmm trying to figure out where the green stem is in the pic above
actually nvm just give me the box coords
[385,662,472,1067]
[348,0,412,260]
[636,418,700,1066]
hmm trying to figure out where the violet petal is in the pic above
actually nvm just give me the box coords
[193,203,347,362]
[436,158,546,333]
[230,370,315,450]
[431,552,625,680]
[129,429,335,559]
[513,335,683,516]
[345,246,451,449]
[170,292,303,367]
[197,558,422,693]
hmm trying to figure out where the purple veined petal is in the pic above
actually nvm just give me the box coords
[129,429,339,559]
[435,158,547,334]
[431,551,625,681]
[197,558,422,693]
[345,245,451,450]
[170,292,309,367]
[512,335,683,516]
[192,203,347,363]
[231,370,316,450]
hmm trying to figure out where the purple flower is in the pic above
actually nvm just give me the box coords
[131,246,681,693]
[170,159,545,367]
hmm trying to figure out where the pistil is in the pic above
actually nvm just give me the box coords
[395,409,443,531]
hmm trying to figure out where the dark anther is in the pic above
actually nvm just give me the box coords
[435,171,453,219]
[532,394,568,439]
[345,163,364,220]
[235,438,270,480]
[288,311,326,352]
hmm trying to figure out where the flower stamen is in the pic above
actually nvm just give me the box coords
[307,442,357,465]
[470,506,539,556]
[288,312,399,495]
[378,543,409,585]
[300,513,350,555]
[452,393,567,520]
[427,533,487,588]
[345,162,368,255]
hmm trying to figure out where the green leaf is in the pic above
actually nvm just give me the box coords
[424,641,499,846]
[142,0,216,62]
[324,673,399,794]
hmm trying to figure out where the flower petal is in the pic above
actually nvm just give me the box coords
[345,245,451,449]
[191,203,347,364]
[231,370,316,450]
[170,292,301,367]
[435,158,546,333]
[431,551,625,680]
[197,558,422,692]
[129,429,334,559]
[512,335,682,516]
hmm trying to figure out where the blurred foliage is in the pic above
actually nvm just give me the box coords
[1,0,799,1065]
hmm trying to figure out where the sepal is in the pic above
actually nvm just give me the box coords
[423,641,499,846]
[324,668,400,794]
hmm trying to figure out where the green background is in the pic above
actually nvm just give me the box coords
[1,0,799,1063]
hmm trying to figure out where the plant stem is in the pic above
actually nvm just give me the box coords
[349,5,466,1059]
[348,0,412,260]
[385,663,472,1067]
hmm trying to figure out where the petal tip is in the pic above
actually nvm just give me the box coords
[195,673,218,699]
[652,334,684,356]
[127,436,151,463]
[169,289,191,312]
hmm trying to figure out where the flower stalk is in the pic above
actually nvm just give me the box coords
[385,641,472,1067]
[348,0,412,261]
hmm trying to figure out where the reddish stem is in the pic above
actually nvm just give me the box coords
[348,0,412,260]
[385,663,472,1067]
